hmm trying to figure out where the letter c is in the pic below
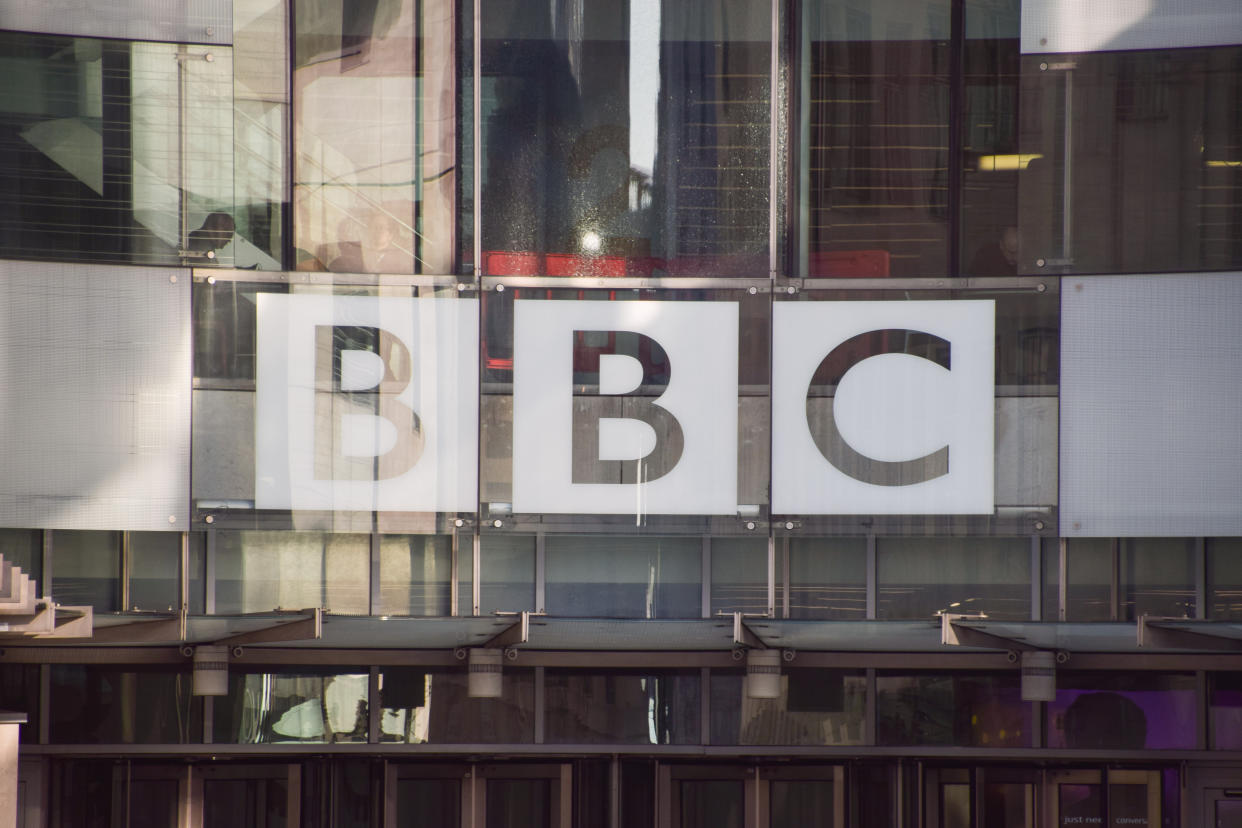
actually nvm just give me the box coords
[807,329,951,486]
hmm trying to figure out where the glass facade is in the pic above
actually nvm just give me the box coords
[1,1,1241,827]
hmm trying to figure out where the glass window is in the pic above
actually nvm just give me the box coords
[545,535,701,618]
[294,0,460,274]
[128,531,181,612]
[479,0,770,277]
[378,534,453,616]
[787,537,866,620]
[1047,672,1196,750]
[479,534,535,614]
[0,32,234,267]
[1210,672,1242,749]
[0,528,42,593]
[49,665,201,743]
[711,537,767,616]
[1119,538,1195,620]
[233,0,288,269]
[214,531,370,614]
[798,0,951,277]
[961,0,1021,277]
[1209,538,1242,621]
[188,532,207,615]
[876,672,1031,747]
[377,667,536,743]
[51,530,121,611]
[214,668,369,743]
[0,663,40,744]
[545,670,700,744]
[877,537,1030,620]
[1018,45,1242,275]
[710,669,865,746]
[1064,538,1112,621]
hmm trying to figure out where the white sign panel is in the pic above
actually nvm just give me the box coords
[255,294,478,512]
[771,301,995,515]
[513,300,739,515]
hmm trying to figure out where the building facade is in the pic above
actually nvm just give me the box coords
[1,0,1242,825]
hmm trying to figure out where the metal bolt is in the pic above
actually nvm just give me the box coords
[748,286,758,295]
[205,515,215,524]
[1039,62,1049,71]
[493,519,503,528]
[785,521,794,530]
[495,284,505,292]
[746,521,756,531]
[1035,258,1046,268]
[454,518,465,528]
[169,274,178,283]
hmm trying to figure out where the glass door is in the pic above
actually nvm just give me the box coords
[924,766,1037,828]
[193,764,300,828]
[1049,769,1160,828]
[659,765,843,828]
[472,764,570,828]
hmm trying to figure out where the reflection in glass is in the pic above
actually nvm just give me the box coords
[128,531,181,612]
[799,0,951,277]
[771,781,835,828]
[943,783,970,828]
[1018,45,1242,275]
[681,780,743,828]
[711,670,865,746]
[1064,538,1112,621]
[232,0,288,269]
[787,537,866,619]
[487,779,550,828]
[214,531,370,614]
[545,671,700,744]
[545,536,700,618]
[294,0,458,273]
[1047,671,1195,749]
[1119,538,1195,620]
[961,0,1021,278]
[203,777,289,828]
[215,669,369,743]
[0,663,39,744]
[378,668,536,743]
[51,530,121,611]
[876,672,1030,747]
[480,0,769,276]
[0,528,42,593]
[49,665,201,743]
[480,534,535,614]
[711,537,767,615]
[396,779,460,828]
[378,534,452,616]
[0,33,235,267]
[1209,539,1242,620]
[877,537,1030,620]
[984,783,1033,828]
[1059,784,1102,828]
[1209,672,1242,749]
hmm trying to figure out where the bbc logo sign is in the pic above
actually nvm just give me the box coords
[256,296,993,515]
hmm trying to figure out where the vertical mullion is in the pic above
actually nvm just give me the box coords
[866,534,877,620]
[701,537,711,619]
[369,533,381,616]
[205,528,216,614]
[947,0,965,275]
[535,531,546,613]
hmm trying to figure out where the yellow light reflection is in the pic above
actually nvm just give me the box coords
[976,153,1043,172]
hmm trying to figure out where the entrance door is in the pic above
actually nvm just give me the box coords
[387,762,570,828]
[659,765,843,828]
[1049,769,1160,828]
[194,764,300,828]
[1203,789,1242,828]
[925,767,1037,828]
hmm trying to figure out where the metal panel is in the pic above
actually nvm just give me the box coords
[1061,273,1242,536]
[0,261,191,530]
[1022,0,1242,54]
[0,0,231,46]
